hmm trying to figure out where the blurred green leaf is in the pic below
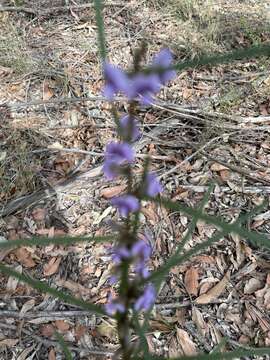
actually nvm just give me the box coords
[149,229,224,283]
[175,184,214,255]
[144,43,270,75]
[0,234,115,250]
[211,337,228,354]
[173,43,270,71]
[93,0,107,61]
[155,197,270,249]
[148,198,268,284]
[132,314,150,359]
[54,331,73,360]
[148,346,270,360]
[0,263,106,316]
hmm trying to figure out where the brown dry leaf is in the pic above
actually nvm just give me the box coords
[184,268,199,296]
[43,81,54,101]
[0,338,19,347]
[192,307,208,336]
[48,348,56,360]
[100,185,126,199]
[199,280,216,295]
[246,303,270,332]
[75,324,87,341]
[81,264,96,276]
[14,247,36,268]
[210,163,228,172]
[40,324,55,337]
[168,336,182,357]
[182,87,193,100]
[244,278,263,294]
[176,328,197,355]
[43,257,61,276]
[238,335,251,345]
[251,219,265,229]
[172,190,189,201]
[195,270,230,304]
[56,279,90,298]
[219,169,231,182]
[54,320,70,332]
[32,208,46,222]
[20,299,35,316]
[194,255,215,265]
[54,156,74,175]
[149,320,172,332]
[141,204,159,224]
[231,233,245,268]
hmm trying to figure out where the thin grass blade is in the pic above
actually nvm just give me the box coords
[155,197,270,249]
[54,331,73,360]
[0,263,106,316]
[0,234,115,250]
[93,0,107,61]
[148,346,270,360]
[143,43,270,75]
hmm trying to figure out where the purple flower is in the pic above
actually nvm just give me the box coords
[131,239,152,261]
[111,195,140,217]
[108,275,118,285]
[131,238,152,279]
[105,295,125,316]
[103,62,129,100]
[105,142,135,163]
[152,48,176,84]
[103,142,135,180]
[102,161,121,180]
[145,173,162,197]
[111,246,131,264]
[134,284,156,312]
[134,261,150,279]
[119,115,140,142]
[128,74,161,105]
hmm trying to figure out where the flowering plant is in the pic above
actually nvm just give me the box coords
[0,1,269,360]
[102,48,175,357]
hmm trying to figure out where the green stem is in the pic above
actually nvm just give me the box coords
[93,0,107,61]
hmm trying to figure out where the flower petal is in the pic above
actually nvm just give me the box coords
[111,195,140,217]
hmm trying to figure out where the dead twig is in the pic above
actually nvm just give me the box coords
[0,310,91,319]
[0,323,114,356]
[6,95,105,109]
[193,71,268,82]
[204,152,270,186]
[0,3,125,16]
[155,298,237,309]
[0,6,36,15]
[33,148,103,157]
[159,131,239,180]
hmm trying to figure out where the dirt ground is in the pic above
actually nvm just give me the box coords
[0,0,270,359]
